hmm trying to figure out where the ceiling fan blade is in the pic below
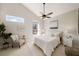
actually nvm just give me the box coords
[47,12,53,15]
[47,16,51,18]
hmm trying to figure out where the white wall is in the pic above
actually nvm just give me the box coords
[59,9,78,34]
[0,3,78,43]
[44,9,78,36]
[0,3,41,42]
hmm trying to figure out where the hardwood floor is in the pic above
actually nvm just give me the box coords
[52,44,66,56]
[29,43,66,56]
[0,42,66,56]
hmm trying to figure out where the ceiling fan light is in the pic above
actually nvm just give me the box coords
[42,18,46,20]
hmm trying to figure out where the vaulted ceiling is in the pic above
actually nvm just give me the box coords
[23,3,79,17]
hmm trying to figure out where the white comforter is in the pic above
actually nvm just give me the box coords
[34,35,60,56]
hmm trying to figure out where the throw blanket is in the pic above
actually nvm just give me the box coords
[34,35,60,56]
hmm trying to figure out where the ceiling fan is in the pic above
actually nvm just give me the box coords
[40,3,53,20]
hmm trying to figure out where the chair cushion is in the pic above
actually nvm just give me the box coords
[65,46,79,56]
[72,36,79,49]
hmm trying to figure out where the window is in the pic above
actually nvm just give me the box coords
[33,22,40,35]
[6,15,24,23]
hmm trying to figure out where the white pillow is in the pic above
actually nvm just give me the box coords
[11,35,18,41]
[63,32,73,39]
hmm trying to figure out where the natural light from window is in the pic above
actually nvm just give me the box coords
[6,15,24,23]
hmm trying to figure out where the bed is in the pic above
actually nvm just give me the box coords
[34,33,60,56]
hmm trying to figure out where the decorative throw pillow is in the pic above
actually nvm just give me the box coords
[11,35,18,41]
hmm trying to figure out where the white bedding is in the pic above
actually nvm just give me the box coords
[34,35,60,56]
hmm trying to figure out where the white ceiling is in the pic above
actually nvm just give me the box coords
[23,3,79,17]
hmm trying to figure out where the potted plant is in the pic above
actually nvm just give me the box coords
[0,23,6,37]
[0,23,12,48]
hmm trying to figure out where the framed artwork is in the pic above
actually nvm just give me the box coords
[49,20,58,29]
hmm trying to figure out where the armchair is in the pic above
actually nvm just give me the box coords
[63,32,73,47]
[65,35,79,56]
[11,34,26,48]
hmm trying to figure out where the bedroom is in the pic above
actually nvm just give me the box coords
[0,3,79,56]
